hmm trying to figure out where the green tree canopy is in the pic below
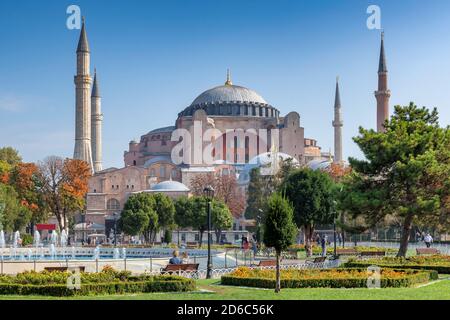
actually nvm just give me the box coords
[263,193,297,293]
[151,192,175,232]
[342,103,450,257]
[0,147,22,166]
[120,193,158,242]
[281,168,336,256]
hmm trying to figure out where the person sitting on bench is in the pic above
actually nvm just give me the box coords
[169,250,182,264]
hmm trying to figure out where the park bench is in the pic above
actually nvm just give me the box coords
[306,256,327,265]
[416,248,440,255]
[252,260,277,267]
[161,263,199,274]
[336,248,359,257]
[360,251,386,257]
[44,266,85,272]
[186,242,198,249]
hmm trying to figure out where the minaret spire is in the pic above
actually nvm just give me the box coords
[91,68,103,172]
[225,69,232,86]
[375,31,391,132]
[332,76,343,164]
[74,17,93,169]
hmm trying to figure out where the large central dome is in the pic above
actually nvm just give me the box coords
[191,84,267,106]
[178,72,279,118]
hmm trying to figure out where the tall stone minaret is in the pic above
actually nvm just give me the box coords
[91,69,103,172]
[375,31,391,132]
[332,77,343,163]
[73,17,93,168]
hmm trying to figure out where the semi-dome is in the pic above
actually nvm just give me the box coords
[238,152,299,184]
[151,180,189,192]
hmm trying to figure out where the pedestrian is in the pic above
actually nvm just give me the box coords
[316,234,321,246]
[252,240,258,258]
[424,233,433,248]
[321,235,328,257]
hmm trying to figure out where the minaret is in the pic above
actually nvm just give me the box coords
[332,76,343,163]
[91,69,103,172]
[73,17,93,168]
[375,31,391,132]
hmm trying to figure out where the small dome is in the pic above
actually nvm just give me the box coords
[151,180,189,192]
[307,159,332,171]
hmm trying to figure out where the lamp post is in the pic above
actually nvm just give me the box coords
[333,200,338,259]
[203,185,215,279]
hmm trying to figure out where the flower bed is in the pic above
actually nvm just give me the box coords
[285,245,397,257]
[344,255,450,274]
[0,268,195,296]
[221,267,437,289]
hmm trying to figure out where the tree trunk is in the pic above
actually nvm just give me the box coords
[304,224,314,257]
[397,213,414,257]
[275,250,281,293]
[199,231,203,248]
[215,229,222,244]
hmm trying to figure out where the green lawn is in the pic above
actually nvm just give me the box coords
[1,277,450,300]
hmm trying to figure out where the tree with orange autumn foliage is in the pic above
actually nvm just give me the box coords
[35,156,91,231]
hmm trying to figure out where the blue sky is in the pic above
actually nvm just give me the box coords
[1,0,450,168]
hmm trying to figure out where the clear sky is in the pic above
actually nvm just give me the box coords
[1,0,450,168]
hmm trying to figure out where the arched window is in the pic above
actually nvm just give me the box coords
[150,169,155,177]
[133,160,136,166]
[107,198,120,210]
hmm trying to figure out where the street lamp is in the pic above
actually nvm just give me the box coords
[203,185,215,279]
[333,200,338,259]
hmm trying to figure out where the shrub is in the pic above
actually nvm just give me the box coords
[0,270,195,296]
[344,255,450,274]
[221,267,436,289]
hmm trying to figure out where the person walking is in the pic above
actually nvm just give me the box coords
[321,235,328,257]
[424,233,433,248]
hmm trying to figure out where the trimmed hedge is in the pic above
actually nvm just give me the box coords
[221,268,437,289]
[0,273,195,296]
[344,261,450,274]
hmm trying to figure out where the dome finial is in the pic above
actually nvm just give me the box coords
[225,68,232,86]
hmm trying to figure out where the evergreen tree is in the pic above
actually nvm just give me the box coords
[342,103,450,257]
[263,193,297,293]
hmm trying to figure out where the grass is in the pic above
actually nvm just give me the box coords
[0,277,449,300]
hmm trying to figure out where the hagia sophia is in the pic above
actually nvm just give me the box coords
[72,19,390,242]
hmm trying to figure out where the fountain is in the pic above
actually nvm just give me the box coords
[27,248,32,261]
[71,246,76,260]
[50,231,58,247]
[49,244,56,260]
[13,231,20,248]
[10,246,16,260]
[39,246,44,260]
[33,230,41,248]
[93,246,100,260]
[0,230,5,249]
[60,229,67,247]
[113,247,120,259]
[121,247,127,259]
